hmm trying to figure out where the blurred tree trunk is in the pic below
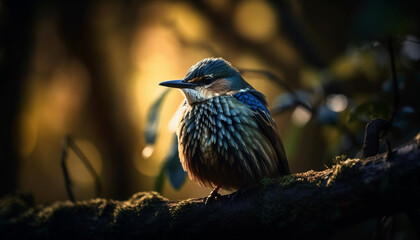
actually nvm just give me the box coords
[0,1,36,197]
[0,0,136,200]
[55,1,130,199]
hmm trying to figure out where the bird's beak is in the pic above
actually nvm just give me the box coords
[159,80,199,89]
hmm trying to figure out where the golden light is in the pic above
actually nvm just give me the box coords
[168,104,184,133]
[39,60,90,135]
[16,112,38,158]
[166,3,209,42]
[300,67,321,87]
[234,0,278,42]
[134,150,163,177]
[128,2,212,179]
[329,49,362,80]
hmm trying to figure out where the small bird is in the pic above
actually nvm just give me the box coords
[159,58,289,202]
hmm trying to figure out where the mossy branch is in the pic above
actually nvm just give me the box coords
[1,133,420,239]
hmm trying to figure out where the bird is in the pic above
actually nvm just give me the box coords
[159,57,290,202]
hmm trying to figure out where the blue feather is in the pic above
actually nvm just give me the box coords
[234,91,269,114]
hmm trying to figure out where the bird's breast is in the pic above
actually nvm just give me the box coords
[176,95,279,190]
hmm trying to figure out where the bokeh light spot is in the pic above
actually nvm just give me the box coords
[326,94,348,112]
[142,144,155,158]
[291,106,312,126]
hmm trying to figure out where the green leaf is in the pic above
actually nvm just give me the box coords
[393,106,415,128]
[349,101,391,123]
[145,89,170,144]
[317,105,339,125]
[164,135,186,190]
[154,166,166,193]
[283,125,304,161]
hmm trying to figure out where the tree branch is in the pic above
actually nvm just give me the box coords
[1,133,420,239]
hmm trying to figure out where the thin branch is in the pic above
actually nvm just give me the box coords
[361,118,392,158]
[67,137,101,198]
[60,136,75,202]
[60,135,101,202]
[240,69,313,113]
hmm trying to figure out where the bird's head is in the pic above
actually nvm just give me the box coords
[159,58,251,105]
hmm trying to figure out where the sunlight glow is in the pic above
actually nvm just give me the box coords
[234,0,277,42]
[168,104,184,132]
[17,112,38,158]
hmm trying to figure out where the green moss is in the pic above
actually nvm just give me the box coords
[277,175,300,187]
[36,201,74,222]
[170,199,193,215]
[250,178,287,226]
[112,191,168,228]
[332,154,347,165]
[327,158,360,187]
[168,198,196,228]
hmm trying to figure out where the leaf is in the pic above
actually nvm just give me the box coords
[317,105,339,125]
[382,76,405,93]
[154,134,186,192]
[145,89,170,144]
[154,167,166,193]
[272,92,296,113]
[393,106,416,128]
[349,101,391,123]
[164,134,186,190]
[282,125,304,160]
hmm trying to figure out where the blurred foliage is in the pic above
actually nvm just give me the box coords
[145,89,170,145]
[144,1,420,191]
[154,135,186,192]
[349,101,392,123]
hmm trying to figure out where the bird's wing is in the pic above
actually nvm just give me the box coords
[234,90,290,175]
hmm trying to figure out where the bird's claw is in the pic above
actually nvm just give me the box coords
[203,193,222,205]
[204,185,222,205]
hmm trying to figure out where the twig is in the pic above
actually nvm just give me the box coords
[240,69,313,113]
[60,135,101,201]
[61,136,75,202]
[67,137,101,198]
[361,118,392,159]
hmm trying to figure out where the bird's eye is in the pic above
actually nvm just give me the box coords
[202,76,213,85]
